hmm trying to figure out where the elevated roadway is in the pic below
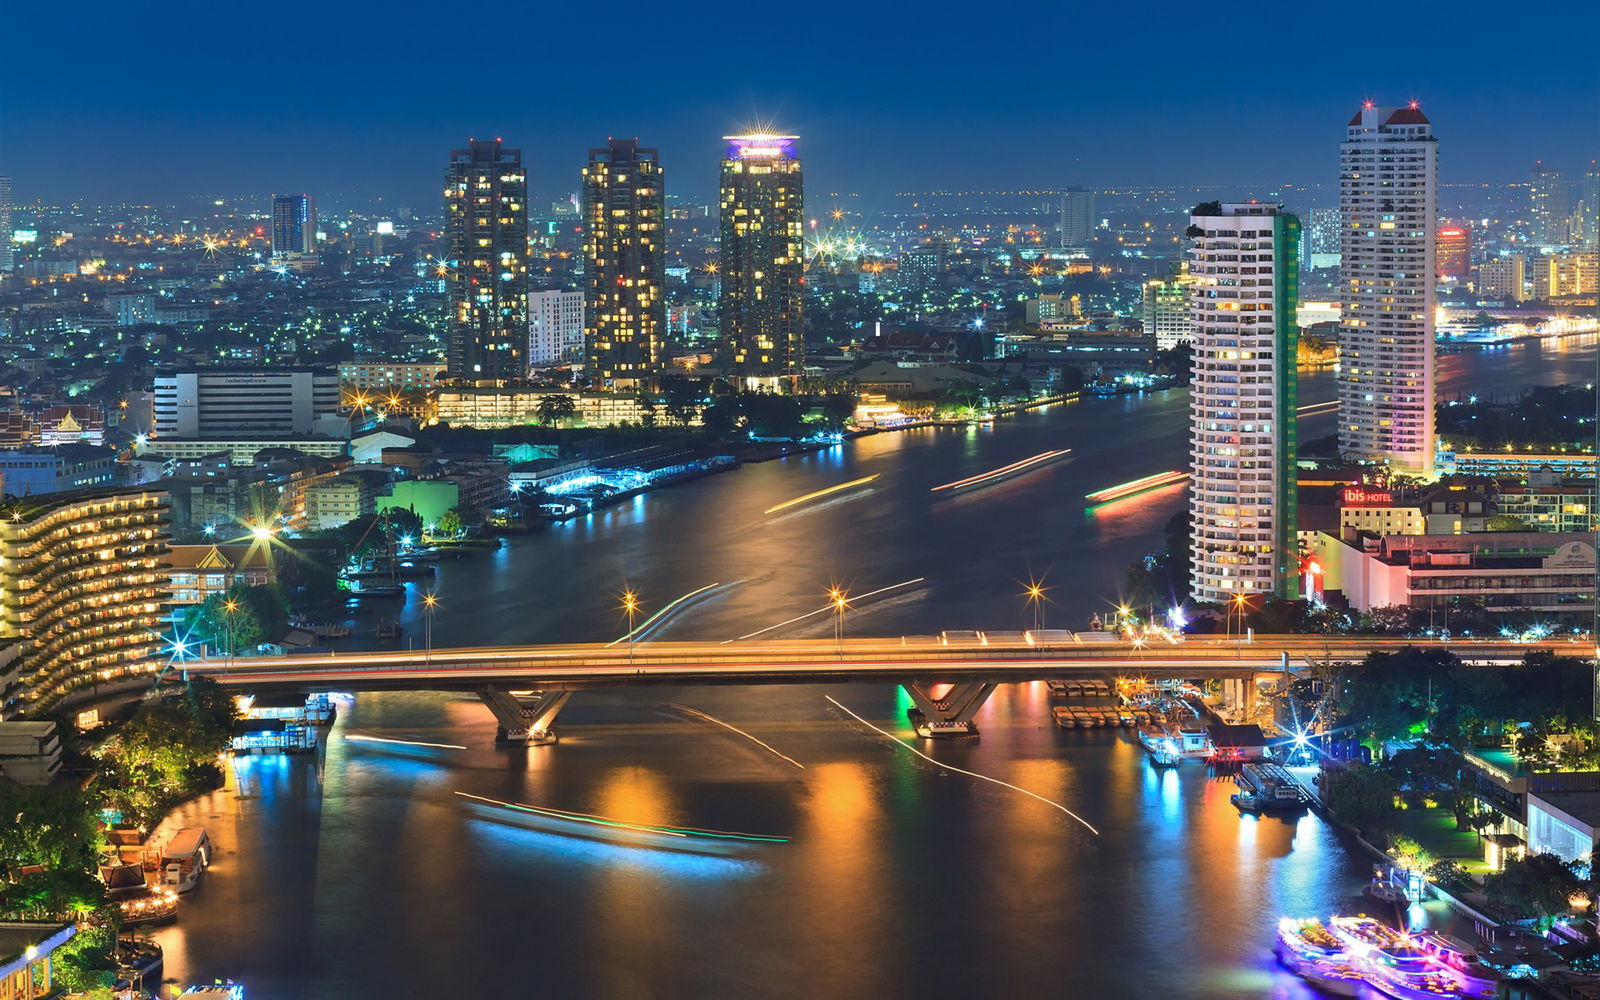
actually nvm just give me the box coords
[185,634,1585,743]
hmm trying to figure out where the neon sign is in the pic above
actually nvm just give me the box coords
[1342,487,1393,506]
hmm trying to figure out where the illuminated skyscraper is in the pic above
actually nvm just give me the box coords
[1058,187,1094,251]
[1337,103,1438,476]
[444,139,529,382]
[720,133,804,386]
[270,194,315,258]
[1530,162,1569,245]
[0,175,12,274]
[1188,202,1300,603]
[583,139,665,387]
[1579,162,1600,244]
[1436,221,1470,281]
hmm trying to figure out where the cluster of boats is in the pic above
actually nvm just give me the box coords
[1277,916,1499,999]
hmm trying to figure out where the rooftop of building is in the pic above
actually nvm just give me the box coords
[0,484,169,522]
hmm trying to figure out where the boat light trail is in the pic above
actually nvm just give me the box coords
[763,474,879,514]
[1297,401,1339,415]
[724,577,926,642]
[1084,470,1190,504]
[825,696,1100,836]
[455,791,791,842]
[344,734,467,750]
[930,449,1070,492]
[608,582,722,647]
[669,703,805,769]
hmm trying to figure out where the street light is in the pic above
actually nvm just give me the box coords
[1023,579,1047,633]
[222,598,239,666]
[828,587,850,654]
[1230,592,1249,641]
[621,589,640,665]
[422,591,439,665]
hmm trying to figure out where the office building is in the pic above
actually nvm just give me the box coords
[1436,222,1470,281]
[1477,255,1527,301]
[1305,207,1341,270]
[720,133,805,387]
[444,139,529,382]
[271,194,316,258]
[1580,162,1600,244]
[1187,202,1301,603]
[1058,187,1094,251]
[1142,271,1193,350]
[1337,103,1438,477]
[1532,250,1598,300]
[1530,162,1569,245]
[0,175,12,274]
[529,289,584,366]
[155,368,340,438]
[336,361,446,393]
[1,488,169,713]
[0,445,117,495]
[583,139,666,386]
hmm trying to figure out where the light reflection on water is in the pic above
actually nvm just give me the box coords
[157,343,1591,998]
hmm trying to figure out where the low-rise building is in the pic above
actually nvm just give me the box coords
[0,445,118,495]
[377,480,459,527]
[1312,530,1594,616]
[0,721,62,783]
[301,474,375,531]
[138,436,348,464]
[166,543,275,606]
[435,389,667,429]
[0,922,76,998]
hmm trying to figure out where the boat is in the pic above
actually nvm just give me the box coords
[159,827,211,893]
[1413,931,1501,998]
[349,584,406,600]
[1329,918,1454,1000]
[1232,762,1307,812]
[1275,919,1365,997]
[100,862,178,926]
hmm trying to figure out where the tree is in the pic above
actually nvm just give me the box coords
[1321,763,1399,844]
[536,394,577,427]
[1485,853,1584,921]
[434,509,464,540]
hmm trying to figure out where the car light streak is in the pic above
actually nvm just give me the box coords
[607,582,722,647]
[724,577,926,642]
[344,734,468,750]
[930,449,1069,492]
[1084,470,1190,503]
[763,474,879,514]
[455,791,791,842]
[669,703,805,769]
[825,695,1100,836]
[1297,400,1339,414]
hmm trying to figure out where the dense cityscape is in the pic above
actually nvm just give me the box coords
[4,3,1600,998]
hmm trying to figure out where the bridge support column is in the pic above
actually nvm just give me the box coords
[902,682,995,738]
[478,688,572,746]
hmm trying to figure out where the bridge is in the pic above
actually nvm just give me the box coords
[182,634,1585,744]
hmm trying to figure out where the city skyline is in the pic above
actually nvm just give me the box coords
[5,1,1600,206]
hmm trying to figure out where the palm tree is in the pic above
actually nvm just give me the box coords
[536,394,577,427]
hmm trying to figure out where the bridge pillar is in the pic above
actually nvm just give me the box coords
[478,688,572,746]
[903,682,995,738]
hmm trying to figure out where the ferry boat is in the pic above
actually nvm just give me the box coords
[1231,762,1307,812]
[1275,919,1364,997]
[1413,931,1500,998]
[159,827,211,893]
[1329,918,1454,1000]
[101,862,178,926]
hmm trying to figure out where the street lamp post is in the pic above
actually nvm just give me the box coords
[621,589,639,666]
[222,598,239,667]
[422,591,438,666]
[1025,582,1046,633]
[829,587,849,655]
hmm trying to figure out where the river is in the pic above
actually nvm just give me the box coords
[149,335,1600,999]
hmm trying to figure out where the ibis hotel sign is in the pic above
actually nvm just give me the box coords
[1341,487,1394,507]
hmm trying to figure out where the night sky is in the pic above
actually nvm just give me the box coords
[5,0,1598,209]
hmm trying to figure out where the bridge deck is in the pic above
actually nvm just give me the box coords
[181,636,1585,692]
